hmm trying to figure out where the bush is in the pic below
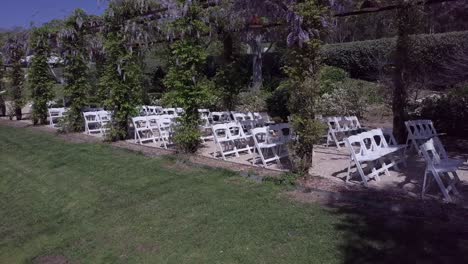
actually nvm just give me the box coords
[173,119,202,153]
[317,78,383,118]
[319,66,349,94]
[266,82,290,122]
[408,86,468,137]
[322,30,468,83]
[236,90,269,113]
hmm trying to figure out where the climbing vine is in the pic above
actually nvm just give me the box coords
[5,35,26,120]
[284,0,327,174]
[163,2,214,153]
[59,9,91,132]
[28,27,55,125]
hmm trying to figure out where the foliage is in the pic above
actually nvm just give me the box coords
[319,65,349,94]
[408,86,468,137]
[317,78,381,118]
[0,55,4,115]
[28,27,55,125]
[283,0,326,175]
[235,90,269,113]
[99,32,143,140]
[322,30,468,83]
[263,172,300,186]
[213,58,250,110]
[163,2,211,153]
[266,82,290,122]
[4,34,27,120]
[59,9,92,132]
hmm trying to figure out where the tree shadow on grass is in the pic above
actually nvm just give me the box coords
[325,191,468,264]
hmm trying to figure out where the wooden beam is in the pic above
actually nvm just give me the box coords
[334,0,460,17]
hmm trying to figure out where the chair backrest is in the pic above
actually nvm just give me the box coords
[212,123,229,142]
[212,112,231,123]
[345,129,386,161]
[163,108,176,115]
[97,110,111,122]
[252,127,269,145]
[233,113,247,122]
[198,109,210,118]
[405,120,437,140]
[147,106,162,115]
[132,116,148,130]
[48,108,66,117]
[419,138,444,167]
[83,111,99,122]
[345,116,361,130]
[226,122,245,139]
[146,115,159,128]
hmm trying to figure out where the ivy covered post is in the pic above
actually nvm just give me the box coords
[163,2,215,153]
[0,56,5,116]
[98,1,151,141]
[284,0,327,175]
[5,36,26,120]
[59,9,91,132]
[28,27,55,125]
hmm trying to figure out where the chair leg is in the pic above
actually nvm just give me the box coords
[432,170,452,202]
[346,160,352,183]
[355,162,369,187]
[422,170,429,198]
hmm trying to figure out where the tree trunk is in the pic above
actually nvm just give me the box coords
[392,6,411,143]
[251,35,263,92]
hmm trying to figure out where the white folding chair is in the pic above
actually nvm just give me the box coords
[48,108,67,127]
[132,116,156,144]
[156,116,174,149]
[212,123,238,160]
[405,120,439,153]
[252,127,282,167]
[345,129,401,187]
[96,110,111,135]
[162,108,176,116]
[83,112,102,135]
[226,122,252,155]
[199,116,214,142]
[211,112,231,124]
[419,138,463,202]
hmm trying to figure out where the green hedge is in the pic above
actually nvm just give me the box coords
[322,31,468,82]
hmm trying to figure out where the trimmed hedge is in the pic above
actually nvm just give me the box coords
[322,31,468,82]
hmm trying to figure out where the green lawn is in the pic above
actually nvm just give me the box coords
[0,126,345,263]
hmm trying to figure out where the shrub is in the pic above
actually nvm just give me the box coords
[319,65,349,94]
[408,86,468,137]
[322,30,468,83]
[266,83,290,122]
[236,90,269,113]
[173,118,202,153]
[317,78,383,118]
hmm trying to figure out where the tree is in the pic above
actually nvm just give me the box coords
[163,1,215,153]
[28,27,55,125]
[99,0,160,141]
[4,34,27,120]
[283,0,327,174]
[59,9,92,132]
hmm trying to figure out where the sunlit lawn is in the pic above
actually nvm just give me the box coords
[0,126,345,263]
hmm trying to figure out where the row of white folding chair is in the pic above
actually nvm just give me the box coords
[48,108,68,127]
[141,105,163,115]
[238,119,266,135]
[345,129,404,187]
[211,112,232,124]
[419,137,464,202]
[162,108,184,116]
[251,123,291,167]
[325,116,362,148]
[132,115,176,149]
[83,111,112,135]
[405,119,440,153]
[212,122,252,160]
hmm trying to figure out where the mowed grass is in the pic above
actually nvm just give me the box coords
[0,126,344,263]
